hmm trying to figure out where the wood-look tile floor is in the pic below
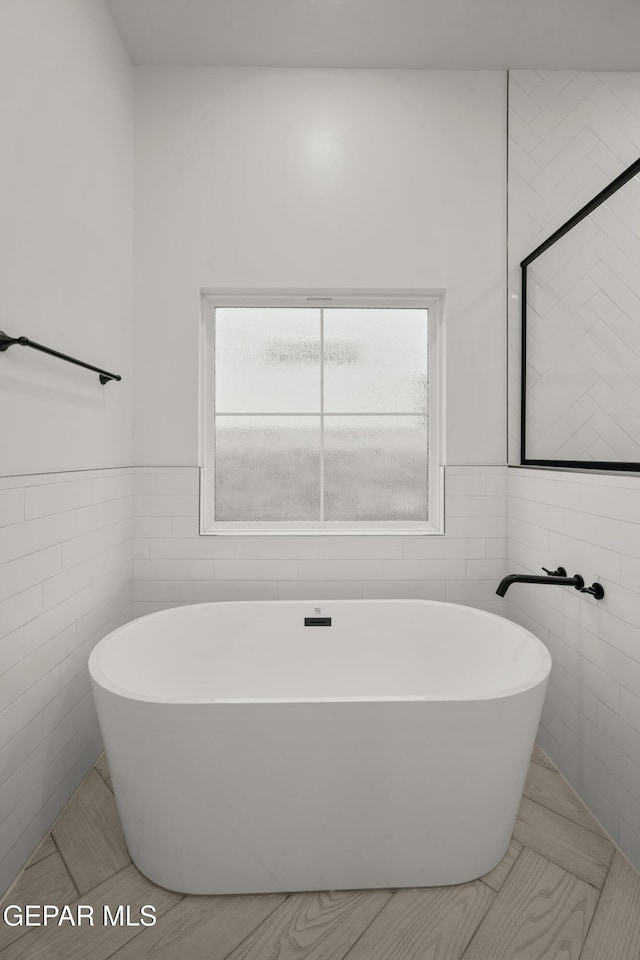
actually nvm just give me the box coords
[3,745,640,960]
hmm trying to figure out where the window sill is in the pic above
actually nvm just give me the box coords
[199,527,445,537]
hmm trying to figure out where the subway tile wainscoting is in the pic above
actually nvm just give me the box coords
[130,464,507,617]
[0,470,133,894]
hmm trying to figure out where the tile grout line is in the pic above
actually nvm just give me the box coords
[535,748,632,861]
[318,890,398,960]
[0,845,79,957]
[574,808,627,960]
[49,830,80,900]
[459,841,605,960]
[0,465,200,482]
[530,759,557,772]
[0,817,76,910]
[523,780,614,841]
[478,854,519,897]
[457,858,520,960]
[27,761,103,902]
[97,892,188,960]
[513,841,604,892]
[0,845,55,909]
[576,877,606,960]
[216,893,294,960]
[519,792,612,857]
[0,502,133,567]
[0,542,132,607]
[93,754,112,791]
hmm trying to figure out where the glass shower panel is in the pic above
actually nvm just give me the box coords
[215,308,321,413]
[324,416,429,521]
[214,416,321,521]
[323,309,429,413]
[525,174,640,462]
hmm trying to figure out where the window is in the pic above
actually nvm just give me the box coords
[200,292,444,534]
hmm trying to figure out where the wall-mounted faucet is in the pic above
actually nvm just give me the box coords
[496,566,604,600]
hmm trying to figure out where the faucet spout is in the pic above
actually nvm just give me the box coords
[496,572,584,597]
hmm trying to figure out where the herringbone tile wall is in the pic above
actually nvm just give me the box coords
[508,70,640,463]
[507,71,640,871]
[526,173,640,461]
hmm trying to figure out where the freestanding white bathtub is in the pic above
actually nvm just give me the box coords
[88,599,550,895]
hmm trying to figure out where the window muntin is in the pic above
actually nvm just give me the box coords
[200,294,443,534]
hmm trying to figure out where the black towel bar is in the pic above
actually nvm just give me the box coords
[0,330,121,384]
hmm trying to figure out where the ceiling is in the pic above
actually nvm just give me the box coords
[105,0,640,70]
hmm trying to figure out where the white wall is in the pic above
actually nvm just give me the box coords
[0,0,134,893]
[0,0,133,476]
[507,70,640,870]
[134,68,507,468]
[130,69,508,610]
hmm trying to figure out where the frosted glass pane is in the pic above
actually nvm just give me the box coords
[215,417,320,520]
[323,309,429,413]
[215,308,320,413]
[324,417,428,521]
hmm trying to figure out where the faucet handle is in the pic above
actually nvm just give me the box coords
[542,566,567,577]
[579,582,605,600]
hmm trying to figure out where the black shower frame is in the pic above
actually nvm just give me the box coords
[520,155,640,471]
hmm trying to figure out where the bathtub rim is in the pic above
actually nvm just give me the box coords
[88,598,552,706]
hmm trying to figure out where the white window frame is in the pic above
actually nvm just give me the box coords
[199,289,445,535]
